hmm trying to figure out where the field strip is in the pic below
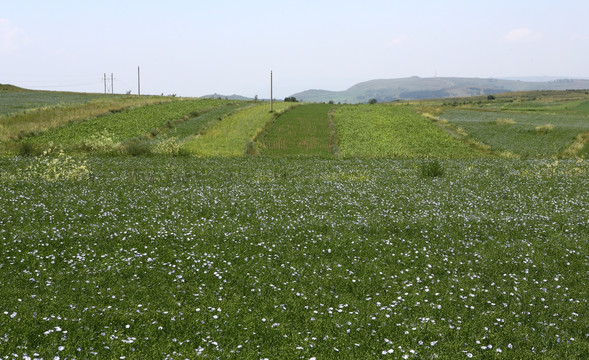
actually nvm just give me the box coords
[24,99,233,149]
[257,103,336,156]
[0,96,170,143]
[183,102,296,156]
[334,104,480,158]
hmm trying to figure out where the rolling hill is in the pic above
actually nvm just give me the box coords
[291,76,589,103]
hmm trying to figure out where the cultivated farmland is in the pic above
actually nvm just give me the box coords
[334,104,479,158]
[24,99,236,153]
[0,96,169,144]
[0,88,588,359]
[182,102,296,156]
[257,103,336,156]
[0,86,107,116]
[440,109,589,157]
[1,157,588,359]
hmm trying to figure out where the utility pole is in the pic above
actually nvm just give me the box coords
[104,73,107,94]
[270,71,273,113]
[137,66,141,96]
[111,73,114,94]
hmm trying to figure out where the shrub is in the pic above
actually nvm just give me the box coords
[535,124,554,134]
[18,142,37,157]
[420,160,445,178]
[245,139,258,155]
[153,137,183,156]
[81,130,119,152]
[124,141,152,156]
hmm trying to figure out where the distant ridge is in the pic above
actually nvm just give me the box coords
[201,93,253,101]
[0,84,29,93]
[291,76,589,103]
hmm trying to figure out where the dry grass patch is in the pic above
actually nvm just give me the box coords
[535,124,555,134]
[495,118,515,125]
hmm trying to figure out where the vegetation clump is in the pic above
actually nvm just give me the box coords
[495,118,515,125]
[420,159,445,177]
[535,123,555,134]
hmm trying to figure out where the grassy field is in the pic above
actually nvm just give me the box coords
[334,104,480,158]
[21,99,235,153]
[0,86,109,116]
[182,102,295,156]
[1,89,588,358]
[257,103,336,156]
[0,156,587,359]
[439,110,589,157]
[0,96,172,145]
[434,93,589,158]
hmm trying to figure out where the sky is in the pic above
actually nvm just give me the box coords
[2,0,589,98]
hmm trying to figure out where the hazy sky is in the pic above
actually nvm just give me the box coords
[2,0,589,98]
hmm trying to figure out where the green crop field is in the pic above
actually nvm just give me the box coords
[0,88,108,116]
[1,89,588,359]
[440,110,589,157]
[334,104,480,158]
[257,103,336,156]
[182,102,295,156]
[439,108,589,158]
[0,156,588,359]
[0,96,172,145]
[25,99,235,152]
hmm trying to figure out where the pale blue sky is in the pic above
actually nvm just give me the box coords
[2,0,588,98]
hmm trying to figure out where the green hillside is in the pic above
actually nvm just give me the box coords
[292,76,589,103]
[0,84,111,116]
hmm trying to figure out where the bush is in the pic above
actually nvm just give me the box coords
[245,139,258,155]
[124,141,152,156]
[18,142,37,157]
[420,160,445,178]
[368,98,378,104]
[284,96,298,102]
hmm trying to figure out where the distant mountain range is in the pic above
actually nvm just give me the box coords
[291,76,589,103]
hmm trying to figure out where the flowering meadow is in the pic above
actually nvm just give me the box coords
[1,156,587,359]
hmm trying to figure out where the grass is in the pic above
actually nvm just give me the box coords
[149,103,249,142]
[441,110,589,157]
[182,102,295,156]
[495,118,515,125]
[334,104,481,158]
[257,103,337,156]
[0,96,171,145]
[0,156,587,359]
[24,99,234,152]
[535,124,555,134]
[0,90,108,116]
[0,90,588,358]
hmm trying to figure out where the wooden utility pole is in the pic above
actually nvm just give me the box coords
[270,71,273,112]
[138,66,141,96]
